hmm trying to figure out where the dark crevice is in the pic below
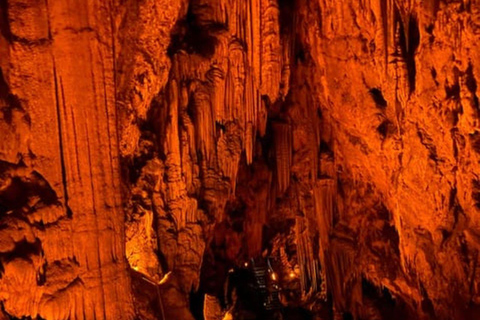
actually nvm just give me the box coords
[0,171,58,215]
[420,283,436,319]
[319,140,334,158]
[465,63,479,111]
[0,0,11,42]
[425,24,435,44]
[294,39,307,65]
[469,131,480,155]
[369,88,388,108]
[445,83,460,100]
[377,203,391,221]
[431,68,439,85]
[151,195,170,274]
[0,238,43,264]
[0,68,24,125]
[380,0,388,68]
[190,289,205,320]
[342,312,354,320]
[125,93,162,184]
[155,249,170,276]
[129,133,156,184]
[431,0,441,19]
[186,95,196,125]
[215,121,226,136]
[37,261,47,286]
[397,12,420,94]
[449,187,458,210]
[167,3,222,58]
[260,119,277,164]
[361,277,412,320]
[52,60,72,217]
[377,119,393,139]
[407,16,420,93]
[472,179,480,209]
[417,128,440,162]
[278,0,297,45]
[383,223,400,256]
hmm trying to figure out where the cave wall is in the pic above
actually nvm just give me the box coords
[0,0,480,319]
[0,0,134,319]
[304,1,480,318]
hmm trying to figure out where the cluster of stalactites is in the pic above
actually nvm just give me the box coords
[166,0,287,186]
[295,217,324,295]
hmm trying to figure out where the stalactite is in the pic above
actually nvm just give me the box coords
[273,122,292,194]
[166,79,181,159]
[312,179,334,303]
[280,41,292,99]
[295,216,308,293]
[207,66,226,125]
[261,0,282,102]
[247,0,262,95]
[226,40,245,122]
[193,86,216,161]
[294,216,322,295]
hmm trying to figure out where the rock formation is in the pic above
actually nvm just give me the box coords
[0,0,480,319]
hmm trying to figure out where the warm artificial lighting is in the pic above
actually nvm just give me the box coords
[159,271,172,285]
[3,1,470,319]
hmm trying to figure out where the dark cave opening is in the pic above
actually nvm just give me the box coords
[190,289,205,320]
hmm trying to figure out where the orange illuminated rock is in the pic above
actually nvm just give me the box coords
[1,0,480,319]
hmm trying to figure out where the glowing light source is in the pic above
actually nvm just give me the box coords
[244,262,248,267]
[271,273,277,281]
[159,271,171,285]
[133,266,139,271]
[289,272,296,278]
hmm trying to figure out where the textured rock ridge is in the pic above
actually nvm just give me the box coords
[0,0,134,319]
